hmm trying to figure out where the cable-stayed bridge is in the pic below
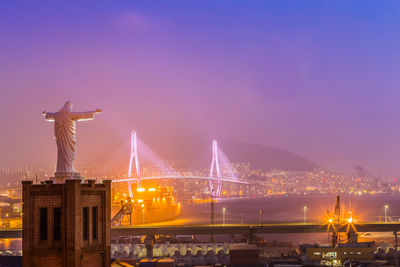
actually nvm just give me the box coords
[112,131,247,197]
[116,176,248,184]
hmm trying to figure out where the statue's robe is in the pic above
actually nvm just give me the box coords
[45,110,97,174]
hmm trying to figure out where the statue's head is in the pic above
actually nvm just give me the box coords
[62,101,73,112]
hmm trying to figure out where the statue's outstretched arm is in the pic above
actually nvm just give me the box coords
[71,109,102,121]
[43,111,56,121]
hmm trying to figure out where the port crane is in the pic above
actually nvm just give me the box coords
[112,131,140,226]
[325,195,359,247]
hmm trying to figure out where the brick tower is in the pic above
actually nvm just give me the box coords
[22,175,111,267]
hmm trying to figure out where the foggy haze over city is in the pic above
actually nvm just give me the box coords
[3,2,400,266]
[1,1,400,178]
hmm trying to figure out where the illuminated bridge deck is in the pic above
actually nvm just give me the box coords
[3,223,400,239]
[112,222,400,237]
[113,176,249,184]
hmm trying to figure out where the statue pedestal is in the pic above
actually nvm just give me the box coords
[52,172,83,184]
[23,179,111,266]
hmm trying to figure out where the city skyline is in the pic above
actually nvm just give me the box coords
[1,1,400,177]
[3,2,400,266]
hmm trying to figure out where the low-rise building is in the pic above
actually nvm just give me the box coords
[306,244,374,266]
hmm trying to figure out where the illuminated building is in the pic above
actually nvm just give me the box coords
[306,245,374,265]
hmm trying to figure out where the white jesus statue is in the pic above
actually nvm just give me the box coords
[43,101,102,175]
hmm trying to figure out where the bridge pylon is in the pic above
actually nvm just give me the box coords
[128,131,141,197]
[209,140,222,197]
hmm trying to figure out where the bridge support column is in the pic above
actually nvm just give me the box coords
[248,227,256,244]
[229,233,235,243]
[210,195,215,225]
[210,193,215,242]
[145,235,154,259]
[394,231,398,266]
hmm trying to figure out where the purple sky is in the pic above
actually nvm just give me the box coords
[1,1,400,177]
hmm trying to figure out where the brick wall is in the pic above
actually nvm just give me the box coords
[23,178,111,267]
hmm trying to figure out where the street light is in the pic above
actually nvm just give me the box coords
[222,208,226,225]
[347,216,353,223]
[385,204,389,223]
[210,189,215,225]
[304,206,308,224]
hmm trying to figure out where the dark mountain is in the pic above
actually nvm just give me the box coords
[157,139,317,172]
[218,141,317,172]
